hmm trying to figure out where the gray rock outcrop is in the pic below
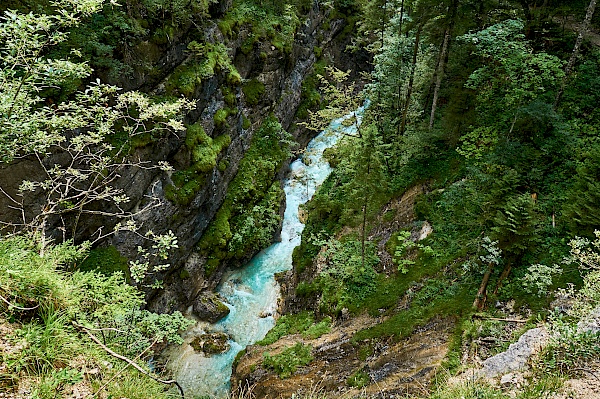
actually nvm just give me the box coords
[481,327,549,378]
[577,306,600,334]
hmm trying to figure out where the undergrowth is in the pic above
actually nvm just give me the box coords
[262,342,313,379]
[0,236,191,399]
[258,312,331,345]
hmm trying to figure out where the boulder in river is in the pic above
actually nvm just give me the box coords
[192,292,230,323]
[190,332,231,355]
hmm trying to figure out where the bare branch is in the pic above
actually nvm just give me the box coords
[74,322,185,399]
[0,294,40,311]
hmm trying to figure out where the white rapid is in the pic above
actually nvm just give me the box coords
[166,106,365,398]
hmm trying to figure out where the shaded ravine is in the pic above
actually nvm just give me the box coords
[165,107,365,398]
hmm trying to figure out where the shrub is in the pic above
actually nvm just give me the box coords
[302,317,331,339]
[346,370,370,388]
[262,343,313,378]
[258,311,314,345]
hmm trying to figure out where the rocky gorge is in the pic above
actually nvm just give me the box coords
[0,0,369,320]
[2,1,600,398]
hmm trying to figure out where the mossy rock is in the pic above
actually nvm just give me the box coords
[192,292,231,322]
[242,79,265,106]
[242,114,251,130]
[190,332,230,355]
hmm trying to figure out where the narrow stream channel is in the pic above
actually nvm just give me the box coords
[166,106,365,398]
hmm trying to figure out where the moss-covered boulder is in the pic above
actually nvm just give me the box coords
[190,332,231,355]
[192,292,230,322]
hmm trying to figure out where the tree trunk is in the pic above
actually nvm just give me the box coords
[519,0,533,37]
[473,262,494,310]
[400,25,422,135]
[428,0,459,130]
[519,0,532,22]
[375,0,389,139]
[398,0,405,35]
[492,261,512,295]
[361,154,372,269]
[554,0,597,108]
[422,41,445,116]
[394,0,406,117]
[476,0,486,29]
[380,0,388,51]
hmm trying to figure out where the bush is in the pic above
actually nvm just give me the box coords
[303,317,332,339]
[262,343,313,378]
[346,370,370,388]
[315,238,379,314]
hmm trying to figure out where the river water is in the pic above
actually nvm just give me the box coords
[166,107,364,398]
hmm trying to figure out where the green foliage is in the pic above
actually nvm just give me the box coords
[10,308,76,376]
[258,311,314,345]
[541,321,600,374]
[428,381,509,399]
[242,114,252,129]
[31,367,84,399]
[294,60,327,120]
[78,246,130,279]
[392,230,435,273]
[166,123,231,205]
[456,126,499,160]
[460,19,564,134]
[213,107,237,129]
[0,237,87,312]
[142,0,215,23]
[491,194,540,256]
[0,2,189,162]
[258,312,331,345]
[242,79,266,106]
[227,182,284,257]
[303,316,331,339]
[522,263,561,297]
[353,277,473,342]
[537,231,600,375]
[262,342,313,378]
[218,1,301,54]
[313,237,379,314]
[346,369,370,388]
[313,46,322,58]
[564,144,600,236]
[165,63,208,98]
[0,235,192,398]
[222,86,237,106]
[198,114,294,274]
[0,2,193,278]
[165,41,240,97]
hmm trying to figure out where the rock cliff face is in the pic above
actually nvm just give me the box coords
[0,2,370,320]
